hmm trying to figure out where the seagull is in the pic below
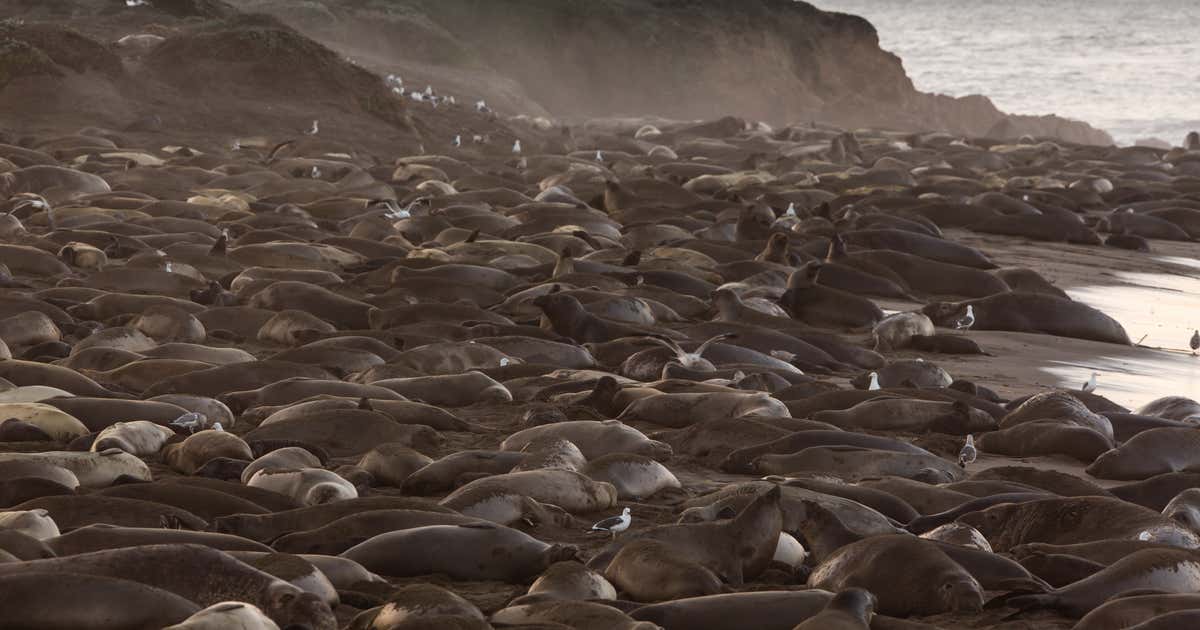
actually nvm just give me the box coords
[590,507,631,539]
[305,120,319,136]
[211,422,224,432]
[1082,371,1099,393]
[955,305,975,330]
[595,150,603,162]
[170,412,208,434]
[453,135,462,148]
[424,85,433,96]
[1190,329,1199,355]
[512,140,522,154]
[867,372,881,390]
[126,0,149,6]
[500,358,510,367]
[231,139,241,151]
[958,435,977,468]
[784,202,797,217]
[1138,530,1153,542]
[475,99,488,113]
[310,165,321,179]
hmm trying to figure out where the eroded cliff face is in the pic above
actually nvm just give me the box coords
[229,0,1113,145]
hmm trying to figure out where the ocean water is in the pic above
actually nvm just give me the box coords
[811,0,1200,146]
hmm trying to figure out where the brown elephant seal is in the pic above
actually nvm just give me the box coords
[0,508,60,539]
[0,449,149,488]
[1075,593,1200,630]
[794,588,874,630]
[979,420,1113,463]
[582,453,681,500]
[131,305,206,343]
[515,560,618,604]
[369,372,511,407]
[93,481,271,521]
[12,494,207,530]
[1112,473,1200,511]
[617,391,789,428]
[534,293,675,344]
[604,538,726,602]
[243,409,442,457]
[163,430,254,475]
[1162,488,1200,534]
[401,450,529,495]
[511,438,587,473]
[629,590,837,630]
[165,601,279,630]
[1138,396,1200,421]
[210,496,452,542]
[440,469,616,518]
[357,444,433,487]
[0,544,335,629]
[0,529,55,560]
[871,311,934,351]
[501,420,672,461]
[341,522,578,582]
[0,402,89,440]
[91,420,176,455]
[908,333,988,355]
[272,509,483,555]
[0,572,200,629]
[971,465,1111,498]
[808,534,983,616]
[0,310,62,349]
[720,429,934,474]
[45,523,272,555]
[923,293,1130,344]
[997,548,1200,618]
[0,418,51,442]
[919,522,993,552]
[1086,428,1200,480]
[957,496,1200,551]
[1002,390,1115,440]
[590,486,782,585]
[348,583,486,630]
[490,600,656,630]
[247,468,358,506]
[240,447,322,484]
[812,398,995,434]
[224,379,403,414]
[755,446,965,483]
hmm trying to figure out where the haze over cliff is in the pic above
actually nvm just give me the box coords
[0,0,1112,145]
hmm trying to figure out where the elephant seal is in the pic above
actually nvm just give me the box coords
[211,496,453,542]
[165,602,279,630]
[0,508,60,540]
[0,572,200,629]
[1162,488,1200,534]
[997,548,1200,618]
[812,398,995,434]
[794,588,874,630]
[0,449,149,488]
[871,311,934,351]
[271,509,482,555]
[957,496,1200,551]
[243,409,442,458]
[979,421,1112,463]
[1075,593,1200,630]
[0,544,335,629]
[629,590,836,630]
[501,420,672,461]
[581,453,681,499]
[617,391,789,428]
[241,447,322,484]
[778,263,884,329]
[720,429,933,474]
[247,468,358,506]
[357,444,433,487]
[341,523,578,582]
[440,469,617,517]
[604,539,725,601]
[755,446,965,483]
[923,293,1130,344]
[534,293,670,344]
[163,430,254,475]
[0,402,89,441]
[808,534,983,616]
[45,523,272,555]
[92,420,176,455]
[369,372,511,407]
[1086,428,1200,480]
[490,600,656,630]
[401,450,529,495]
[909,333,988,355]
[348,583,485,630]
[1138,396,1200,421]
[517,560,617,604]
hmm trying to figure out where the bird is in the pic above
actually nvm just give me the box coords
[500,358,510,367]
[595,150,604,162]
[126,0,149,6]
[170,412,208,434]
[1082,371,1099,393]
[310,165,321,179]
[512,140,522,154]
[590,508,631,539]
[784,202,797,217]
[1191,329,1199,355]
[452,135,462,148]
[955,305,975,330]
[305,120,319,136]
[867,372,881,390]
[475,99,488,113]
[958,434,977,468]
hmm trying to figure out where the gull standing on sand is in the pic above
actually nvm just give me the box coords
[955,305,975,330]
[591,507,631,539]
[305,120,319,136]
[867,372,881,390]
[1082,371,1099,393]
[512,140,522,154]
[453,135,462,148]
[1190,330,1199,355]
[958,435,977,468]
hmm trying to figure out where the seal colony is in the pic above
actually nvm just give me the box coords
[2,31,1200,630]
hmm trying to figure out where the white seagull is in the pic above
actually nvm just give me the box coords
[867,371,881,390]
[453,135,462,148]
[305,120,319,136]
[512,140,522,154]
[170,412,208,434]
[591,507,631,539]
[958,435,977,468]
[784,202,797,217]
[595,150,604,162]
[955,305,975,330]
[1082,371,1099,393]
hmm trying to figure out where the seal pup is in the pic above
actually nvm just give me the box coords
[91,420,175,455]
[246,468,358,506]
[165,602,280,630]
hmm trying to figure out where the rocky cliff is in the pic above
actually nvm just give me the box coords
[228,0,1113,145]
